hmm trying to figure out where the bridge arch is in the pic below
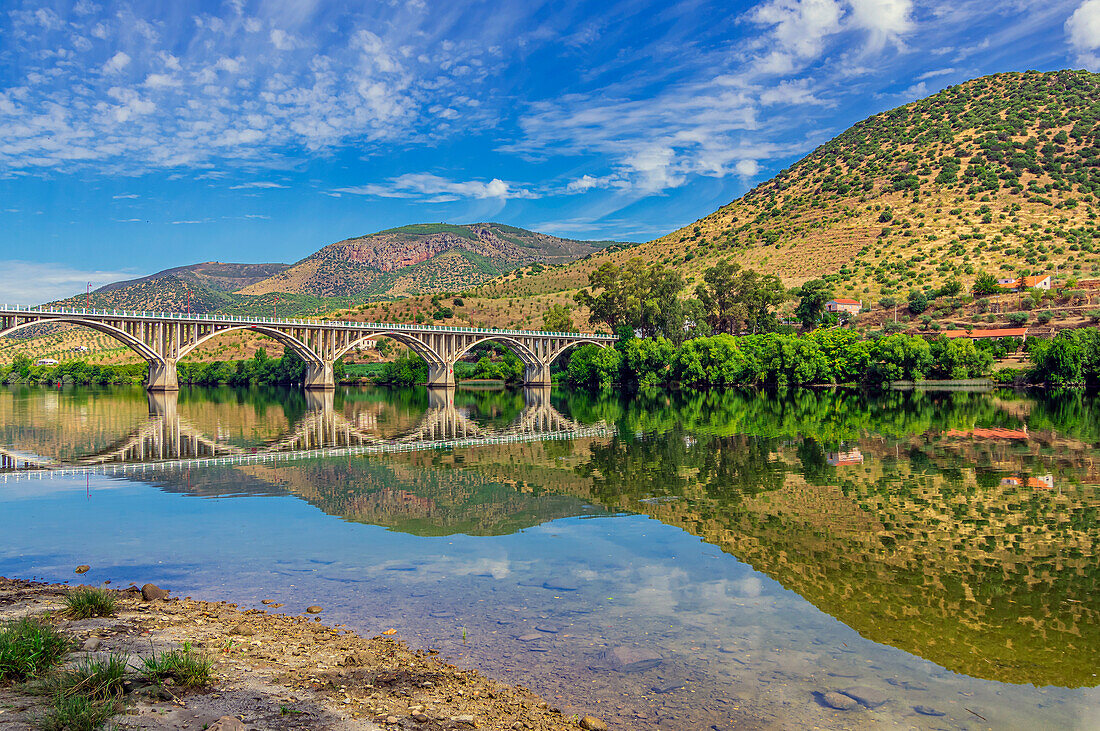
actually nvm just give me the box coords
[0,317,164,365]
[452,335,541,367]
[546,337,611,365]
[176,325,324,364]
[333,332,446,366]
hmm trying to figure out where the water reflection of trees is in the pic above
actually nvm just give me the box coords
[562,388,1100,688]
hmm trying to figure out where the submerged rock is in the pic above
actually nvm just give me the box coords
[842,686,890,708]
[579,716,608,730]
[305,605,323,614]
[600,646,662,673]
[74,565,90,574]
[913,705,946,717]
[820,691,860,710]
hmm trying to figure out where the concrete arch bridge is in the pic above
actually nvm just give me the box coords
[0,306,615,390]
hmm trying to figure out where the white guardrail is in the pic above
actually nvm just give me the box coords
[0,304,615,341]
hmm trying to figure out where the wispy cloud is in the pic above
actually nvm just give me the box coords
[334,173,534,201]
[0,261,139,305]
[228,182,288,190]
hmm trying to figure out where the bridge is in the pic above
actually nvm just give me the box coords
[0,305,615,391]
[0,388,613,479]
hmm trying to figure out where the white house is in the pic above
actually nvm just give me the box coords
[35,358,59,366]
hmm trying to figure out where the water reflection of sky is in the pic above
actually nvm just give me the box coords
[3,385,1100,729]
[2,472,1098,730]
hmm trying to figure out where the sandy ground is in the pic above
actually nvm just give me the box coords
[0,577,607,730]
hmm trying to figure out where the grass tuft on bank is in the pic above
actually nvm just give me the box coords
[0,616,70,682]
[64,587,117,620]
[34,691,120,731]
[140,642,212,688]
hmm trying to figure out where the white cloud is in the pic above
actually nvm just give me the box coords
[916,67,956,80]
[335,173,530,200]
[102,51,131,74]
[847,0,914,49]
[143,73,181,89]
[736,159,761,176]
[1066,0,1100,69]
[112,193,139,199]
[751,0,843,75]
[228,181,287,189]
[0,261,139,306]
[759,78,828,105]
[566,174,627,193]
[270,29,296,50]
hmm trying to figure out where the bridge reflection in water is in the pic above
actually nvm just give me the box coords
[0,388,611,478]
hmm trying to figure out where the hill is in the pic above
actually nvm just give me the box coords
[238,222,623,299]
[351,70,1098,332]
[49,262,292,315]
[95,261,289,295]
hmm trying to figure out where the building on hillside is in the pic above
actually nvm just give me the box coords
[71,345,89,353]
[826,448,864,466]
[35,358,59,366]
[997,275,1051,291]
[1000,474,1054,489]
[825,298,862,315]
[941,327,1028,342]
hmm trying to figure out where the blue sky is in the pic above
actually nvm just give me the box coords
[1,0,1098,303]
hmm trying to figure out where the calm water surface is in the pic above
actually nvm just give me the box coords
[1,385,1098,729]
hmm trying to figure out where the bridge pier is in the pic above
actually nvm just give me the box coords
[304,361,336,390]
[146,359,178,392]
[524,363,553,387]
[427,362,456,389]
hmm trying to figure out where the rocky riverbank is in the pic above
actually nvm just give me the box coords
[0,577,608,730]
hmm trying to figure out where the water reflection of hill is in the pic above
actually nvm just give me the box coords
[233,438,609,536]
[561,390,1100,688]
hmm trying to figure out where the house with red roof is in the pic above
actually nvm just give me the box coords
[997,274,1051,291]
[825,298,862,315]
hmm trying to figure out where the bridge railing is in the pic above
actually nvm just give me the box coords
[0,303,615,340]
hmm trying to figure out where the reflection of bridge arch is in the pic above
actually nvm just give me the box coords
[0,389,611,477]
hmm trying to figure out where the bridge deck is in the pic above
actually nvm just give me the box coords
[0,304,615,341]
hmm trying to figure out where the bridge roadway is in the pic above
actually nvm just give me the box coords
[0,305,615,391]
[0,388,614,480]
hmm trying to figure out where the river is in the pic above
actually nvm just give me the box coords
[1,384,1097,729]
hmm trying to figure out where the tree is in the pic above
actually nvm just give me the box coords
[575,258,685,339]
[937,277,962,298]
[793,279,834,329]
[972,272,1002,296]
[907,289,928,314]
[566,344,623,389]
[695,261,788,335]
[541,304,578,333]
